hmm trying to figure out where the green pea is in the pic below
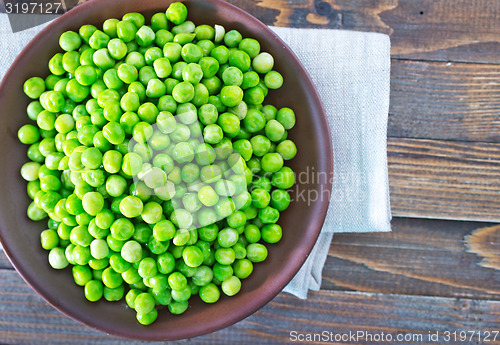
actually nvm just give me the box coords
[252,52,274,74]
[276,140,297,160]
[155,29,174,47]
[181,43,203,63]
[166,2,188,25]
[102,121,125,145]
[103,18,119,38]
[221,275,241,296]
[199,283,220,303]
[172,81,195,103]
[137,309,158,325]
[271,166,295,189]
[82,192,104,216]
[276,107,296,130]
[102,267,123,288]
[24,77,46,99]
[217,87,241,110]
[60,31,82,51]
[136,25,156,47]
[117,20,137,43]
[119,195,144,218]
[121,240,143,263]
[182,246,204,268]
[151,12,168,31]
[228,50,251,72]
[92,48,115,70]
[85,280,104,302]
[246,243,268,262]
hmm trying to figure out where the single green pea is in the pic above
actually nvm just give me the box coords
[181,43,203,63]
[137,102,159,123]
[74,65,98,86]
[48,247,69,269]
[244,109,266,133]
[246,243,268,263]
[102,267,123,288]
[228,50,251,72]
[144,78,165,98]
[224,30,242,48]
[233,258,253,279]
[89,30,110,50]
[264,70,284,89]
[163,42,182,63]
[82,192,104,216]
[24,77,46,99]
[252,52,274,74]
[172,81,195,103]
[85,280,104,302]
[244,85,265,105]
[261,152,284,173]
[40,229,59,250]
[271,166,295,189]
[152,57,172,78]
[102,121,125,145]
[137,309,158,325]
[60,31,82,52]
[166,2,188,25]
[121,240,143,263]
[79,48,96,66]
[276,107,296,130]
[48,53,65,76]
[182,246,204,268]
[221,275,241,296]
[116,20,137,43]
[92,48,115,70]
[151,12,168,31]
[136,25,156,47]
[199,282,220,303]
[220,85,243,108]
[276,139,297,160]
[155,29,174,47]
[103,18,119,38]
[239,38,260,59]
[18,124,40,145]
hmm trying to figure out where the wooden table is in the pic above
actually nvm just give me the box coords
[1,0,500,344]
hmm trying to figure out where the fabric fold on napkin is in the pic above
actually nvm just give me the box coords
[270,27,392,299]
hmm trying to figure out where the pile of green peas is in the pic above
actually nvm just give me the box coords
[18,2,298,325]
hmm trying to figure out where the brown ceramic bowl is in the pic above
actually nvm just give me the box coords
[0,0,332,340]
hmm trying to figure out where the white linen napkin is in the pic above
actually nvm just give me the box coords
[0,15,392,299]
[271,27,392,298]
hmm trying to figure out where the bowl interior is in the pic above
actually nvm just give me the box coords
[0,0,332,340]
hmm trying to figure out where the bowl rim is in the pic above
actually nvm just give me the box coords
[0,0,333,340]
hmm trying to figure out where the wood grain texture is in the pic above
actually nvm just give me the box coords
[228,0,500,63]
[388,59,500,143]
[388,137,500,222]
[466,225,500,271]
[0,268,499,345]
[324,218,500,299]
[3,0,498,63]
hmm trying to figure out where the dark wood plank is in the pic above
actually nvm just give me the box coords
[230,0,500,64]
[388,137,500,222]
[5,0,498,63]
[323,217,500,300]
[389,59,500,143]
[466,224,500,271]
[0,269,499,344]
